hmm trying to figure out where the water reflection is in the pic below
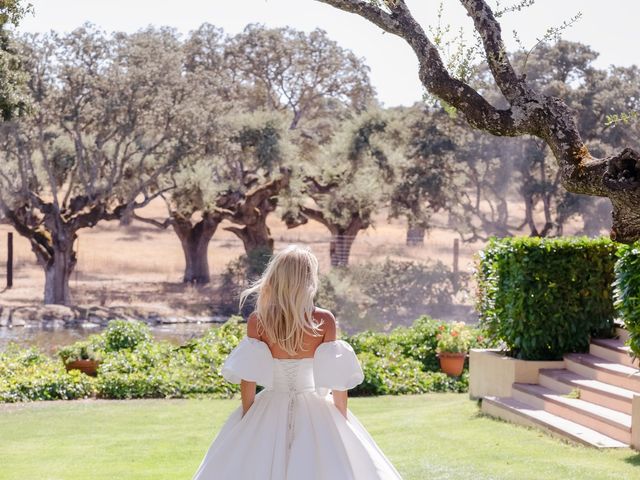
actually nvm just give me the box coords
[0,322,219,356]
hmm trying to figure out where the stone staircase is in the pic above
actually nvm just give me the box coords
[482,327,639,448]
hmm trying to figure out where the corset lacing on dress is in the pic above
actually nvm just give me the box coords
[267,359,316,471]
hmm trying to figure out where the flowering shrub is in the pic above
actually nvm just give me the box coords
[435,322,475,354]
[346,316,491,395]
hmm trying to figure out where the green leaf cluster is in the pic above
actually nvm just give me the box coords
[345,316,489,395]
[0,345,95,402]
[613,243,640,356]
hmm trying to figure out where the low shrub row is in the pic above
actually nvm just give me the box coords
[345,316,490,395]
[0,316,486,402]
[0,346,95,402]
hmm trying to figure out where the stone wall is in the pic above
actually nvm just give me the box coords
[0,304,226,328]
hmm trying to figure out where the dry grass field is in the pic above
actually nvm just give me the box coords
[0,196,598,316]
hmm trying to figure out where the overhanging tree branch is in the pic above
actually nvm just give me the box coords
[316,0,640,242]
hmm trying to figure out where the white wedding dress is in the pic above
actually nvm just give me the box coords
[192,337,403,480]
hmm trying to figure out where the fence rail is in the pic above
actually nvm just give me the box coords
[0,227,484,293]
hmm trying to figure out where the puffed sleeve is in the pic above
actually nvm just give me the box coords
[313,340,364,391]
[221,337,274,388]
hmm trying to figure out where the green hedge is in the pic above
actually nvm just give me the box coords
[476,237,617,360]
[614,243,640,356]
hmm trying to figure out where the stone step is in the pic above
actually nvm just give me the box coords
[590,338,637,368]
[565,353,640,393]
[538,368,634,415]
[482,396,628,448]
[511,383,631,443]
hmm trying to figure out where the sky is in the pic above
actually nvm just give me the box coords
[17,0,640,107]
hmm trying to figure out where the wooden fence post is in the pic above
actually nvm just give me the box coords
[452,238,459,290]
[7,231,13,289]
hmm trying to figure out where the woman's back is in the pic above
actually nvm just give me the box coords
[249,307,337,360]
[192,245,402,479]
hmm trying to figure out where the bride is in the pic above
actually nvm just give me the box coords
[192,244,402,479]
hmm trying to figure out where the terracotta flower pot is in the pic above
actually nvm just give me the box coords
[438,352,467,377]
[64,359,101,377]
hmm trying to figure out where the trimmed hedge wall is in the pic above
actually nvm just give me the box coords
[614,243,640,356]
[476,237,618,360]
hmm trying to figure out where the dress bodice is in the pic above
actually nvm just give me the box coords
[270,359,316,393]
[221,337,364,393]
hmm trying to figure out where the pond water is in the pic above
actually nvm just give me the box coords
[0,322,218,356]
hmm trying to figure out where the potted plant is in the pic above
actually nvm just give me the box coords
[58,336,104,376]
[436,322,473,376]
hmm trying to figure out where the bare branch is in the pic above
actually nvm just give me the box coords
[131,213,174,229]
[314,0,403,36]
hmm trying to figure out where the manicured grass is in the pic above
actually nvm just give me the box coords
[1,394,639,479]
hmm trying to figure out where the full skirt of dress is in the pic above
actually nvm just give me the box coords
[192,389,402,480]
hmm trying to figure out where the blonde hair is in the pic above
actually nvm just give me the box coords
[240,245,321,355]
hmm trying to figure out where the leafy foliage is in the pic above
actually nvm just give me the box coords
[345,316,489,395]
[613,243,640,356]
[0,316,492,402]
[103,319,152,351]
[476,236,618,360]
[435,322,474,354]
[316,259,459,332]
[387,107,457,234]
[0,345,95,402]
[95,318,245,399]
[0,0,31,120]
[57,335,105,363]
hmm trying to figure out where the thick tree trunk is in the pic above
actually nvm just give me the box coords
[223,174,289,276]
[226,218,274,277]
[31,232,77,306]
[119,208,134,226]
[291,207,368,268]
[406,220,426,246]
[232,218,274,255]
[43,252,74,305]
[329,217,366,267]
[173,213,220,284]
[330,231,357,267]
[231,220,274,255]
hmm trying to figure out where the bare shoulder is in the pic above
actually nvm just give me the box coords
[313,307,336,341]
[246,312,261,340]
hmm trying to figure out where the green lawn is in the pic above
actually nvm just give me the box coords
[1,394,638,479]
